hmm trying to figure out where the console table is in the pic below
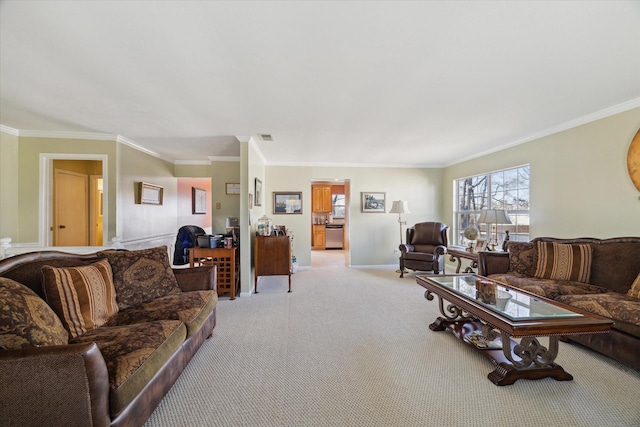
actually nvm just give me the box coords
[189,247,238,300]
[448,246,478,273]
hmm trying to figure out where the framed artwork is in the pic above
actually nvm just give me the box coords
[361,192,386,213]
[137,182,163,205]
[476,239,486,252]
[273,192,303,214]
[226,183,240,195]
[249,193,254,209]
[255,178,262,206]
[192,187,206,214]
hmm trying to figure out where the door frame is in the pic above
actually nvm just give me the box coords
[39,153,109,247]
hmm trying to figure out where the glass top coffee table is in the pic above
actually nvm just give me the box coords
[416,274,613,386]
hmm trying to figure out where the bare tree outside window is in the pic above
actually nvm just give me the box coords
[454,165,530,246]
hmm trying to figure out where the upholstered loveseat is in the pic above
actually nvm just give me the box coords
[478,237,640,370]
[0,246,217,427]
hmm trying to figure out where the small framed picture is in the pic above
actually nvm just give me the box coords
[255,178,262,206]
[273,192,303,214]
[361,192,386,213]
[192,187,206,214]
[226,183,240,195]
[476,239,486,252]
[137,182,163,205]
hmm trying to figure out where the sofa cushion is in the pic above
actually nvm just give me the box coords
[0,277,69,349]
[534,242,592,283]
[556,293,640,337]
[70,320,186,418]
[105,290,217,338]
[627,272,640,299]
[506,241,536,276]
[98,246,181,309]
[42,259,119,339]
[487,274,609,300]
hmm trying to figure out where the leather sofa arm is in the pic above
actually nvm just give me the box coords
[0,342,110,427]
[478,251,510,276]
[434,245,447,256]
[399,244,414,253]
[173,265,217,292]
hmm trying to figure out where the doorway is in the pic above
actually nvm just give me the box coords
[310,179,350,267]
[40,154,108,247]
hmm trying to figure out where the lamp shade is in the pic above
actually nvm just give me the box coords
[389,200,410,214]
[225,217,239,228]
[478,209,512,225]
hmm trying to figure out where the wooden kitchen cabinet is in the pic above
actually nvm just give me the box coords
[312,185,332,212]
[313,224,326,249]
[254,235,292,293]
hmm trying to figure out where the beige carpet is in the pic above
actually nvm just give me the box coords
[145,267,640,426]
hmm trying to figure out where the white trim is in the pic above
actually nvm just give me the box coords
[444,97,640,167]
[0,125,20,136]
[207,156,241,162]
[115,135,160,158]
[175,160,213,165]
[39,153,109,247]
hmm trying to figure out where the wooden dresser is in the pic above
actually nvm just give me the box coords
[254,235,292,293]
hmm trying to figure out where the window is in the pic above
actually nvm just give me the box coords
[454,165,530,246]
[332,194,345,218]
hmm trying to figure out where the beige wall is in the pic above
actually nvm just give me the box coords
[0,132,19,240]
[265,165,443,267]
[13,137,117,243]
[443,108,640,241]
[116,144,177,241]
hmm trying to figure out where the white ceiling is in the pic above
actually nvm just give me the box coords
[1,1,639,167]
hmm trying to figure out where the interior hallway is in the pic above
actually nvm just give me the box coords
[311,249,346,268]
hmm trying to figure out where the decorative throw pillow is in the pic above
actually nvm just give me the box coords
[97,246,181,310]
[0,277,69,349]
[506,241,536,276]
[627,272,640,299]
[42,258,119,339]
[533,242,592,283]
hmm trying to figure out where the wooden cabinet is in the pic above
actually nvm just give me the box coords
[313,225,326,249]
[254,235,292,293]
[189,247,238,300]
[312,185,332,212]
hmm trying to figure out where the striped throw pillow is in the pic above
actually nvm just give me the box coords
[42,259,119,338]
[533,242,592,283]
[627,273,640,299]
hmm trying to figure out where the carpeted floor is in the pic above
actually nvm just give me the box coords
[145,267,640,426]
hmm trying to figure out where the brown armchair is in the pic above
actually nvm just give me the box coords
[399,222,449,278]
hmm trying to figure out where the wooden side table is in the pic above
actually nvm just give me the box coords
[447,246,479,273]
[254,235,292,293]
[189,246,238,300]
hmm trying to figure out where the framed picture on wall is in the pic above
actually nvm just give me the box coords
[273,192,302,214]
[137,182,163,205]
[226,183,240,195]
[192,187,206,214]
[361,192,386,213]
[255,178,262,206]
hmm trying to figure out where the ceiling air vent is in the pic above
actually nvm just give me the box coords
[259,133,274,142]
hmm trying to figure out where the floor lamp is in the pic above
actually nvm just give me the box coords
[389,200,410,272]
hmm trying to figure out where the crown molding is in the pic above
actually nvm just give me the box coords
[0,125,20,136]
[444,97,640,167]
[207,156,240,162]
[175,160,213,165]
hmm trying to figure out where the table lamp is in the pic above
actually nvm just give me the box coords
[478,209,512,251]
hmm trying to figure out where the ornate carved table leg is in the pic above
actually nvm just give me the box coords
[424,290,475,331]
[487,333,573,386]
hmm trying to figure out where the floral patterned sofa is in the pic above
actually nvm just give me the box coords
[0,246,217,427]
[478,237,640,370]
